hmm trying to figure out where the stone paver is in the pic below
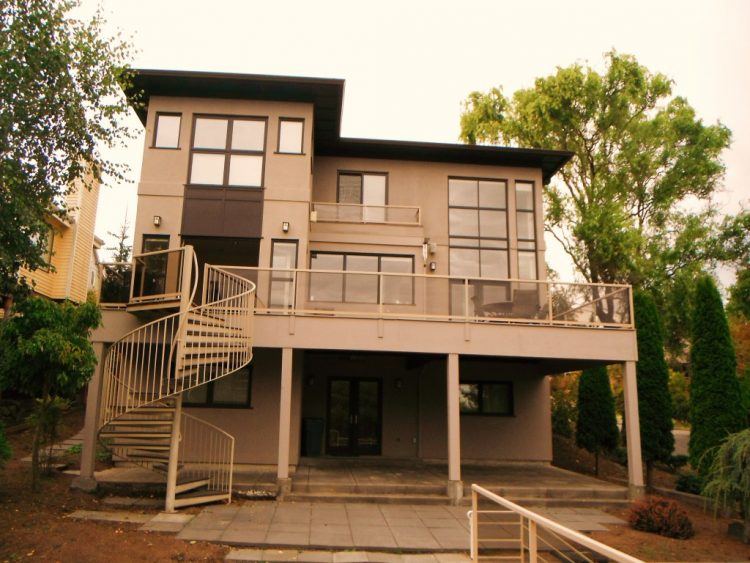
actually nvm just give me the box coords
[225,550,471,562]
[66,509,152,524]
[141,512,194,533]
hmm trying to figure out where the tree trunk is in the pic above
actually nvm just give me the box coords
[1,294,11,322]
[31,413,42,492]
[595,451,600,477]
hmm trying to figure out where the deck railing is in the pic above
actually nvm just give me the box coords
[131,247,186,304]
[99,262,132,307]
[213,266,633,329]
[311,201,421,226]
[468,485,642,562]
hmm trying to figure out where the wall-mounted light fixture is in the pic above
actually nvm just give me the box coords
[395,378,404,390]
[153,215,161,227]
[282,221,290,233]
[429,261,437,272]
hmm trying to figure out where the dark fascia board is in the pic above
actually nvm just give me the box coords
[123,69,572,183]
[317,137,572,185]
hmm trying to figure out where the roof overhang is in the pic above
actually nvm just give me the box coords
[123,69,572,183]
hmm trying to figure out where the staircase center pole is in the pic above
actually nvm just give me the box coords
[165,245,195,512]
[165,393,183,512]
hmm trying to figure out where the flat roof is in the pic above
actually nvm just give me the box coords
[124,69,572,183]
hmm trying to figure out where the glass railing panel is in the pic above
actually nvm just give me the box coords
[99,263,132,305]
[131,248,184,301]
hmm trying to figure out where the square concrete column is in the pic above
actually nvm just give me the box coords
[277,347,294,495]
[71,342,105,492]
[446,353,463,503]
[622,360,645,496]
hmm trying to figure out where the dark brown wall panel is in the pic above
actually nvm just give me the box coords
[181,187,263,238]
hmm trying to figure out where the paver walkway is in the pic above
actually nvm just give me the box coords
[175,501,624,551]
[225,548,470,561]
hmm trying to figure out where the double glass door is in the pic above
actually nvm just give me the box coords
[326,378,381,456]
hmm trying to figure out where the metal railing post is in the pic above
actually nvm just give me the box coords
[470,489,479,561]
[529,520,538,563]
[164,393,182,513]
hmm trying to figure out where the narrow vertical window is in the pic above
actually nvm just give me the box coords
[153,113,181,149]
[270,240,298,308]
[515,181,537,280]
[277,118,304,154]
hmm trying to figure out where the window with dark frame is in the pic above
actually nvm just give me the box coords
[277,118,304,154]
[42,227,55,270]
[153,113,181,149]
[183,367,252,408]
[337,171,388,222]
[141,234,170,253]
[459,382,513,415]
[309,251,414,305]
[189,116,267,188]
[515,181,537,281]
[270,239,298,308]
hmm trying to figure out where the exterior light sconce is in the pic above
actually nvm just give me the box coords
[282,221,290,233]
[395,378,404,390]
[153,215,161,227]
[429,261,437,272]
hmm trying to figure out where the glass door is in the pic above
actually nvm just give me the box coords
[326,378,382,456]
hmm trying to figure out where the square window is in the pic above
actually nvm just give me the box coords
[193,118,228,149]
[459,384,480,413]
[479,210,507,239]
[278,119,304,154]
[516,182,534,211]
[231,119,265,151]
[449,248,480,278]
[482,383,513,414]
[449,208,479,237]
[190,153,225,185]
[478,180,506,209]
[449,179,478,207]
[228,154,263,187]
[154,114,181,148]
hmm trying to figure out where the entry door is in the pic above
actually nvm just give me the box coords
[326,378,381,456]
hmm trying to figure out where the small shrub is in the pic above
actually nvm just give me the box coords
[667,454,689,471]
[675,471,703,495]
[629,496,695,539]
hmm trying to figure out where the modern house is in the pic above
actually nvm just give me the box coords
[17,177,102,304]
[76,70,644,510]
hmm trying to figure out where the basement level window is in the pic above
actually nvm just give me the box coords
[183,367,252,408]
[153,113,181,148]
[459,382,513,416]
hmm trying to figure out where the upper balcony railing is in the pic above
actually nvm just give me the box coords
[99,247,190,309]
[213,267,633,330]
[311,202,421,226]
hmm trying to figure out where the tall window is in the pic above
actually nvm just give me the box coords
[270,240,298,308]
[153,113,181,148]
[515,181,537,281]
[448,178,508,279]
[309,252,413,304]
[338,172,387,222]
[459,382,513,415]
[189,116,266,187]
[277,118,304,154]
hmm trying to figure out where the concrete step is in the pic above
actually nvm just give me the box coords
[293,482,446,496]
[284,492,447,505]
[465,485,628,500]
[173,490,230,508]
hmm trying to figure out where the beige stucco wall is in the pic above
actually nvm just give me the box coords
[134,96,314,267]
[311,157,546,281]
[298,352,551,463]
[183,348,304,466]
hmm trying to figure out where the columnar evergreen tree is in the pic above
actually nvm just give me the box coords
[576,366,619,476]
[633,291,674,485]
[689,275,746,475]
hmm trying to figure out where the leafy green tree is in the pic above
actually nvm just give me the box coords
[0,296,100,488]
[575,366,619,476]
[0,0,134,317]
[668,370,691,424]
[728,268,750,321]
[689,276,746,476]
[459,51,745,357]
[633,291,674,485]
[702,428,750,543]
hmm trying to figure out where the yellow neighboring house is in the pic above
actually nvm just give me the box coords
[19,177,102,304]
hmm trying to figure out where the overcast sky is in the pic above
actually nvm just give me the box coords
[85,0,750,284]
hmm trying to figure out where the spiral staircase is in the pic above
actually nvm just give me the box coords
[97,247,256,510]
